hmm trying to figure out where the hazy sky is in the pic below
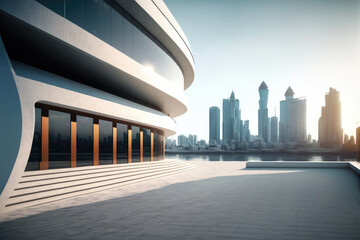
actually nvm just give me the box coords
[165,0,360,142]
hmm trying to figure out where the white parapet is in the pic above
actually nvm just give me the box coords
[246,161,360,176]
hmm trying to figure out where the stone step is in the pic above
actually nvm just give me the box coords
[17,161,184,188]
[6,160,195,210]
[21,159,180,180]
[13,164,189,196]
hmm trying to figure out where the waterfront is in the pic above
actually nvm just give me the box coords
[166,153,357,162]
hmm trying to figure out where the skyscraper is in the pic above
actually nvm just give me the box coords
[209,106,220,144]
[271,116,278,143]
[279,87,307,143]
[222,91,241,145]
[318,88,343,148]
[188,134,194,146]
[258,81,269,142]
[244,120,250,142]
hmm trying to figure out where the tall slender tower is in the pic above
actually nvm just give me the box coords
[258,81,269,142]
[222,91,241,145]
[209,106,220,144]
[318,88,342,148]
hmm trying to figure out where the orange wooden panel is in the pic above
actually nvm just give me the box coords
[128,129,132,163]
[163,135,165,160]
[113,126,117,164]
[93,122,99,166]
[150,132,154,162]
[140,130,143,162]
[40,115,49,170]
[71,120,77,168]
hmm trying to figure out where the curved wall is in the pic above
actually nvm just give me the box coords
[0,0,193,117]
[0,0,194,211]
[118,0,195,89]
[35,0,184,90]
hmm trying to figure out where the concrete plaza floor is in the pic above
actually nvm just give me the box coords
[0,160,360,240]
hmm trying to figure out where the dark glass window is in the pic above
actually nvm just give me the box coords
[99,119,112,165]
[98,0,112,43]
[49,110,71,169]
[111,8,124,52]
[26,108,42,171]
[143,129,151,162]
[131,126,140,162]
[83,0,98,36]
[132,27,143,64]
[153,132,164,161]
[41,0,64,16]
[117,123,128,164]
[36,0,184,87]
[65,0,83,26]
[123,19,133,57]
[153,132,159,161]
[77,115,93,167]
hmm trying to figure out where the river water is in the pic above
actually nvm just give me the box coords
[166,153,357,162]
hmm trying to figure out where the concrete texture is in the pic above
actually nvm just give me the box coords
[1,160,359,240]
[246,161,350,169]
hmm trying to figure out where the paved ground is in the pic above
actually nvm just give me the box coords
[0,160,360,240]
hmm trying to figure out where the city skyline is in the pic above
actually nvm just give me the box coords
[165,0,360,142]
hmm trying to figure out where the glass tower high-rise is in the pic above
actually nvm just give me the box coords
[271,116,278,143]
[209,106,220,144]
[222,91,242,146]
[279,87,307,143]
[258,81,269,142]
[318,88,343,148]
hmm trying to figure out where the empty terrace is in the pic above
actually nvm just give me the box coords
[0,160,359,240]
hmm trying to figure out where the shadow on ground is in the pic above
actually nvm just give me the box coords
[1,168,359,240]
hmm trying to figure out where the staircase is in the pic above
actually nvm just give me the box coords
[6,160,196,210]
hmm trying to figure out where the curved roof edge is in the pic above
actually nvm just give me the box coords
[0,0,188,118]
[116,0,195,90]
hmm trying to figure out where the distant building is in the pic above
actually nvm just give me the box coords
[194,135,198,146]
[209,106,220,144]
[222,91,242,145]
[344,134,349,144]
[258,81,269,142]
[188,134,194,146]
[177,135,188,147]
[165,138,176,149]
[318,88,343,148]
[198,140,207,147]
[270,116,278,143]
[307,134,312,143]
[244,120,250,142]
[279,87,307,143]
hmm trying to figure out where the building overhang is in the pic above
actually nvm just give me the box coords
[0,0,189,117]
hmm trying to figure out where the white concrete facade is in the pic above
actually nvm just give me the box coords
[0,0,194,211]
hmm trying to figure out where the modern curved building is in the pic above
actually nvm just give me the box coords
[0,0,194,210]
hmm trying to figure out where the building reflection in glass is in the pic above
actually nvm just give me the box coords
[143,128,151,162]
[49,110,71,169]
[77,115,93,167]
[117,123,128,164]
[132,126,140,162]
[99,119,113,165]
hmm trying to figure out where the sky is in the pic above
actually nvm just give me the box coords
[164,0,360,142]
